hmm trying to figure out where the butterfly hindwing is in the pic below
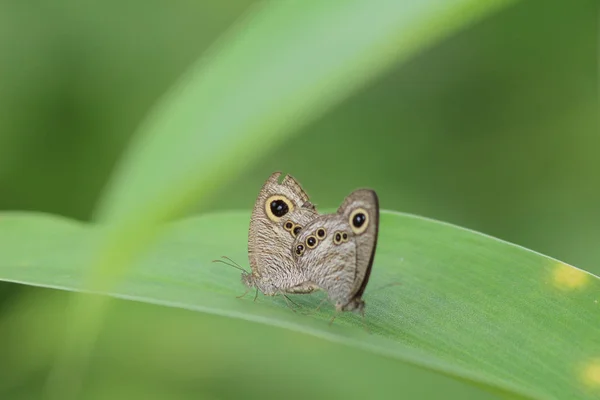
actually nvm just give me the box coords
[293,189,379,312]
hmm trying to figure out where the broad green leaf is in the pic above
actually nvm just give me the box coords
[0,284,499,400]
[0,210,598,400]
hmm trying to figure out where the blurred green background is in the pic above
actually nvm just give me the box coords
[0,0,597,398]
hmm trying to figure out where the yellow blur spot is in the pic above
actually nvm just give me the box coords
[582,360,600,388]
[553,263,588,290]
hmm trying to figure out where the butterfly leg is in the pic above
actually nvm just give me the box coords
[253,287,259,302]
[302,296,328,316]
[269,287,300,312]
[283,294,302,309]
[236,287,250,299]
[328,310,340,326]
[359,308,371,334]
[277,293,298,313]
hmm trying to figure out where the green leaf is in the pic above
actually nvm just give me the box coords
[0,281,499,400]
[1,210,598,400]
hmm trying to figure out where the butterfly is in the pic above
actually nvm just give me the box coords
[215,172,379,318]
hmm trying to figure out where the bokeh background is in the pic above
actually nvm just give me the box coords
[0,0,597,398]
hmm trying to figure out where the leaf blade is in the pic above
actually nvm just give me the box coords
[1,210,597,399]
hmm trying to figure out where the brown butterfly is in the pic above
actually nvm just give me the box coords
[215,173,380,320]
[292,189,379,321]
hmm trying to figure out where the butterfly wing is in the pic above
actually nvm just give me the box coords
[293,189,379,311]
[246,172,319,294]
[336,189,379,306]
[292,214,357,308]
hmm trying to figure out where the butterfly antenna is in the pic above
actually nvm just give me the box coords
[212,257,248,273]
[221,256,246,270]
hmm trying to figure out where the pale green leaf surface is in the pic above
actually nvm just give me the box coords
[0,281,499,400]
[0,210,598,400]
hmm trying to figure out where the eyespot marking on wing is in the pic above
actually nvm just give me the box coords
[265,195,294,222]
[333,231,342,245]
[316,228,327,239]
[349,208,369,235]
